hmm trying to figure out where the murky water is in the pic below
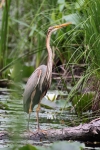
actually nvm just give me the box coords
[0,89,99,149]
[0,89,74,148]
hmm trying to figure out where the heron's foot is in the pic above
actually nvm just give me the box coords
[36,128,47,134]
[27,129,35,137]
[24,128,34,137]
[25,128,47,136]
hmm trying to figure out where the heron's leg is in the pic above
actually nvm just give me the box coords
[28,97,33,131]
[27,113,30,130]
[36,103,41,130]
[36,92,46,131]
[36,101,47,134]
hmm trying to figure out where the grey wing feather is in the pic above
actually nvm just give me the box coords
[23,65,47,108]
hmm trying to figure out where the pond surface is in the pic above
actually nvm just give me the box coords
[0,88,99,149]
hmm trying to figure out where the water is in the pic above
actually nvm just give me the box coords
[0,89,99,149]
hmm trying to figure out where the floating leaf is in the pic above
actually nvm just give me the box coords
[19,144,37,150]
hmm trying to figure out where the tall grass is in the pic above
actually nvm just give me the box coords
[83,0,100,69]
[1,0,100,112]
[1,0,100,148]
[82,0,100,112]
[66,0,100,115]
[0,0,11,73]
[0,0,75,79]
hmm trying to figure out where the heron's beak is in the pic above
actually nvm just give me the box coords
[54,22,72,29]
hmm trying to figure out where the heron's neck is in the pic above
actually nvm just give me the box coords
[46,32,53,82]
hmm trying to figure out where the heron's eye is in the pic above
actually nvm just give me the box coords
[48,29,51,33]
[48,27,53,33]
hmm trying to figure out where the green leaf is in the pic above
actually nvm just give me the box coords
[11,18,30,27]
[75,0,85,9]
[19,144,38,150]
[63,13,81,25]
[29,24,37,37]
[59,4,65,12]
[72,92,94,114]
[48,141,85,150]
[57,0,65,4]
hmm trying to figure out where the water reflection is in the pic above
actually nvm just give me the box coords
[0,89,96,149]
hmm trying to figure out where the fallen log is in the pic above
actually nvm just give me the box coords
[28,118,100,142]
[0,118,100,142]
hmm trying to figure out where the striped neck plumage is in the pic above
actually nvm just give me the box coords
[46,30,53,83]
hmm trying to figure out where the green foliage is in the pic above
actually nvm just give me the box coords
[47,141,85,150]
[1,0,100,149]
[19,144,37,150]
[59,0,100,117]
[0,0,11,70]
[72,92,94,115]
[0,0,99,119]
[19,141,85,150]
[0,101,9,110]
[0,0,77,79]
[83,0,100,68]
[0,0,87,80]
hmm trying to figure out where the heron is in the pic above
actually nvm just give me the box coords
[23,22,71,131]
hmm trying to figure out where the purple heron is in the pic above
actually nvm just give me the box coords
[23,22,71,131]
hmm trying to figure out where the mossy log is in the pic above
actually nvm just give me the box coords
[0,118,100,142]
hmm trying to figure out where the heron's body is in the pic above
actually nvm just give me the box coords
[23,22,71,131]
[23,65,49,113]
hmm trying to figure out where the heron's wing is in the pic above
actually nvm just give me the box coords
[23,68,42,105]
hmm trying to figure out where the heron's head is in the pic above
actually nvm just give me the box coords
[48,22,72,34]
